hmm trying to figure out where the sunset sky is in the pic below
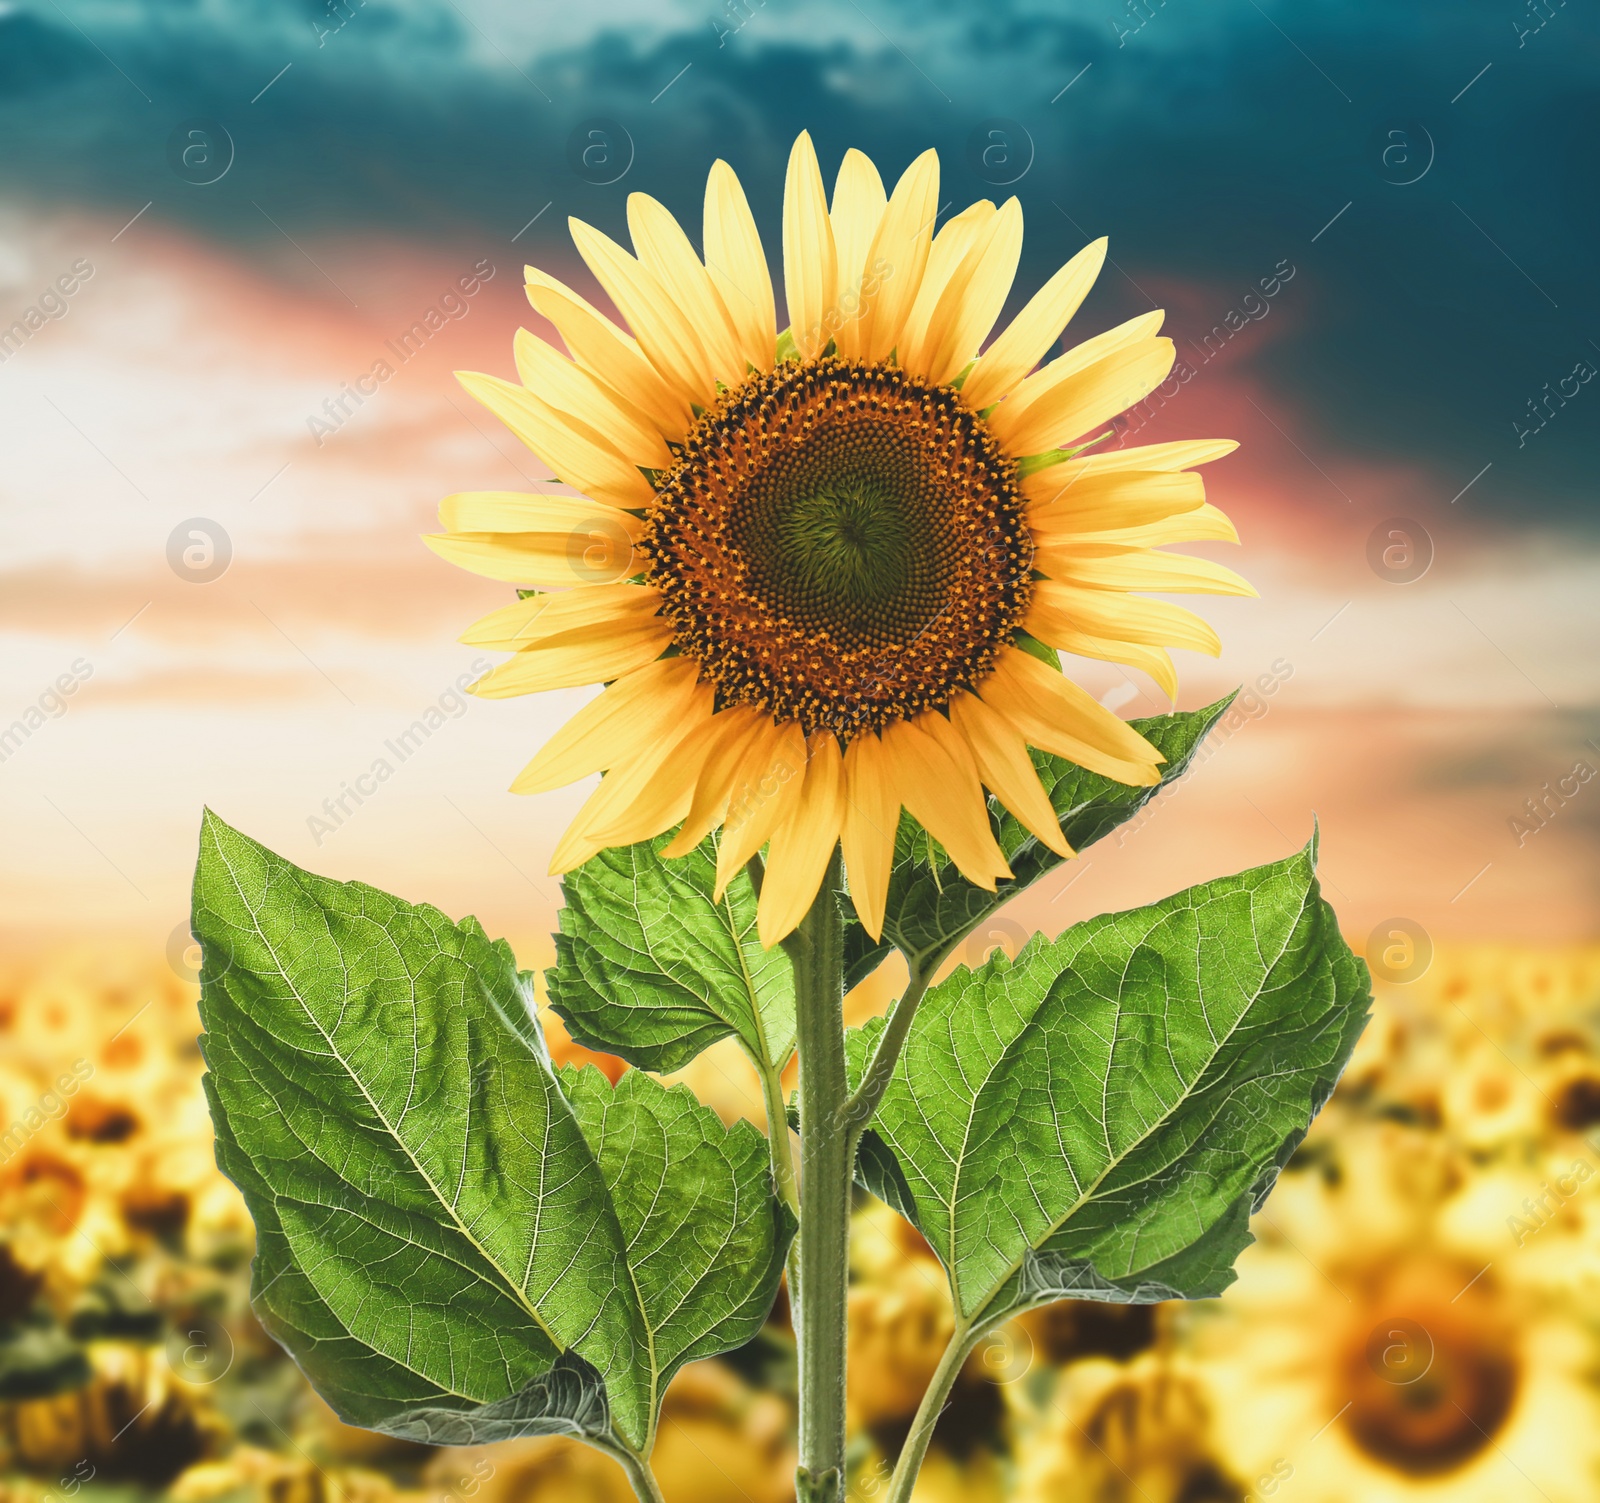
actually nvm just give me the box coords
[1,0,1595,969]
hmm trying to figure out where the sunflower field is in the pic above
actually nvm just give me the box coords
[2,938,1598,1503]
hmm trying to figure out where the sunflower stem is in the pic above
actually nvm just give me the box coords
[794,847,849,1503]
[881,1320,979,1503]
[599,1440,668,1503]
[756,1053,803,1314]
[841,962,931,1149]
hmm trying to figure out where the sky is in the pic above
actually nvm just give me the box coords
[0,0,1596,969]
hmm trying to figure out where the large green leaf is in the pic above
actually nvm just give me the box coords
[849,839,1369,1327]
[844,694,1235,983]
[562,1066,793,1397]
[195,812,788,1455]
[548,835,794,1074]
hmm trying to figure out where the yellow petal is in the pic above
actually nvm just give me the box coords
[978,648,1162,785]
[1026,469,1206,534]
[988,337,1175,457]
[512,327,674,469]
[423,515,642,589]
[511,657,703,794]
[1085,502,1240,549]
[987,310,1165,450]
[1022,612,1181,701]
[1036,308,1166,385]
[438,490,640,537]
[460,583,661,650]
[470,618,673,697]
[627,192,747,388]
[658,706,767,857]
[899,200,995,380]
[1034,544,1256,597]
[1044,437,1238,481]
[879,715,1010,889]
[583,698,720,846]
[568,218,718,407]
[760,733,846,946]
[857,148,939,364]
[715,720,808,897]
[960,237,1106,411]
[840,731,898,941]
[704,160,777,375]
[783,131,839,361]
[828,149,888,361]
[904,198,1027,386]
[1027,579,1223,656]
[524,268,692,441]
[948,692,1071,857]
[924,196,1023,387]
[550,688,715,873]
[456,371,656,511]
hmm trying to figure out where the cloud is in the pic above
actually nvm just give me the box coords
[3,0,1596,529]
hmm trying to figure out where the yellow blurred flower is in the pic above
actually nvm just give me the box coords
[8,939,1600,1503]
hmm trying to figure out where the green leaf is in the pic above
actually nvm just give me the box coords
[562,1066,793,1399]
[844,694,1235,982]
[195,812,789,1455]
[547,835,795,1075]
[848,839,1369,1327]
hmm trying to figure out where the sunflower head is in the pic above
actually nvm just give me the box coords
[643,357,1034,740]
[428,132,1253,945]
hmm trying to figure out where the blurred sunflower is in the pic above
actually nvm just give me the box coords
[1177,960,1600,1498]
[1011,1356,1243,1503]
[429,131,1250,943]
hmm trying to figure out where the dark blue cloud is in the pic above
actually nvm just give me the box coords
[3,0,1595,526]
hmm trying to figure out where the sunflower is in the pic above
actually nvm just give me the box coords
[428,132,1251,943]
[1171,1041,1600,1503]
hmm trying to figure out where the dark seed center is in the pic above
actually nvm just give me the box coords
[642,358,1032,737]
